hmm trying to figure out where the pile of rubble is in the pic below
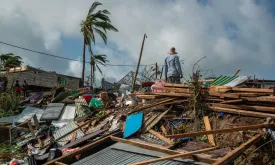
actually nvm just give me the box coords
[0,80,274,165]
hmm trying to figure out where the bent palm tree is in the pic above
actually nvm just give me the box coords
[81,1,118,85]
[0,53,23,68]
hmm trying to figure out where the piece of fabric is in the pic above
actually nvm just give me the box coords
[164,54,182,78]
[167,76,181,84]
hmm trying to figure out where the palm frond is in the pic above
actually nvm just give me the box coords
[94,21,118,32]
[95,63,104,75]
[91,11,111,22]
[88,2,102,16]
[101,10,110,15]
[94,28,107,44]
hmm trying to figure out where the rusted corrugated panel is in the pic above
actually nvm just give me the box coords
[53,121,84,146]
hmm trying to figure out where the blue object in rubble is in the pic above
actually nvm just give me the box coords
[220,112,225,116]
[123,113,143,138]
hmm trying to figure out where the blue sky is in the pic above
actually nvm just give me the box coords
[0,0,275,85]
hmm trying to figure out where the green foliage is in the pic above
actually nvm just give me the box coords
[81,1,118,83]
[0,53,23,68]
[0,92,20,112]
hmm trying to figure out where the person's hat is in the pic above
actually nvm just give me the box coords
[168,47,177,54]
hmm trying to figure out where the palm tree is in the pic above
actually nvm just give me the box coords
[81,1,118,86]
[0,53,23,69]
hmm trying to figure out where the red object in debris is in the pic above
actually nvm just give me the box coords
[10,162,19,165]
[83,94,93,103]
[142,82,155,87]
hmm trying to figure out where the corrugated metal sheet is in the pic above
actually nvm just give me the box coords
[224,76,248,87]
[210,75,238,86]
[15,106,44,123]
[72,147,185,165]
[40,103,65,121]
[53,121,84,146]
[0,115,18,123]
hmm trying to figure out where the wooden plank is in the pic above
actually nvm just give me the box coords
[213,134,262,165]
[209,91,240,99]
[144,108,170,133]
[136,95,161,99]
[129,98,177,114]
[130,147,217,165]
[166,123,274,139]
[44,135,112,165]
[232,87,273,93]
[27,120,35,137]
[203,116,215,146]
[55,162,68,165]
[151,92,191,97]
[238,93,270,97]
[220,99,243,104]
[152,85,193,93]
[71,131,77,142]
[210,106,275,118]
[33,114,40,130]
[160,125,167,135]
[211,103,275,113]
[110,136,217,164]
[149,130,173,145]
[243,96,275,102]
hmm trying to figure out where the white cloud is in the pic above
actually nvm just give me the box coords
[0,0,274,84]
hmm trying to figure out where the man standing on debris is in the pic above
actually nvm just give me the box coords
[14,80,21,96]
[22,80,29,98]
[164,47,182,84]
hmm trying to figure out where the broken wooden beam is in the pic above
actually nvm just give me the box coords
[210,106,275,118]
[203,116,216,146]
[149,130,173,145]
[213,134,262,165]
[166,123,273,139]
[130,147,217,165]
[232,87,274,93]
[151,92,191,97]
[211,103,275,113]
[129,98,177,114]
[136,95,162,99]
[220,99,243,104]
[110,136,217,164]
[152,85,193,93]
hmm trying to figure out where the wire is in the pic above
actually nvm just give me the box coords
[0,41,155,67]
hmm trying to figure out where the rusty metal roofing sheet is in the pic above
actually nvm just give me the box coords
[53,121,84,146]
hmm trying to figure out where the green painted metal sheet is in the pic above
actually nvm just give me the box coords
[210,75,238,86]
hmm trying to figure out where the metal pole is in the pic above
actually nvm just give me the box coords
[155,63,158,80]
[160,66,164,79]
[132,34,147,90]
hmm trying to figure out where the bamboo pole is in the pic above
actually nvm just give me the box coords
[132,34,147,90]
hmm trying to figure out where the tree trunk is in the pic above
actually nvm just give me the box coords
[90,56,95,87]
[81,38,86,86]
